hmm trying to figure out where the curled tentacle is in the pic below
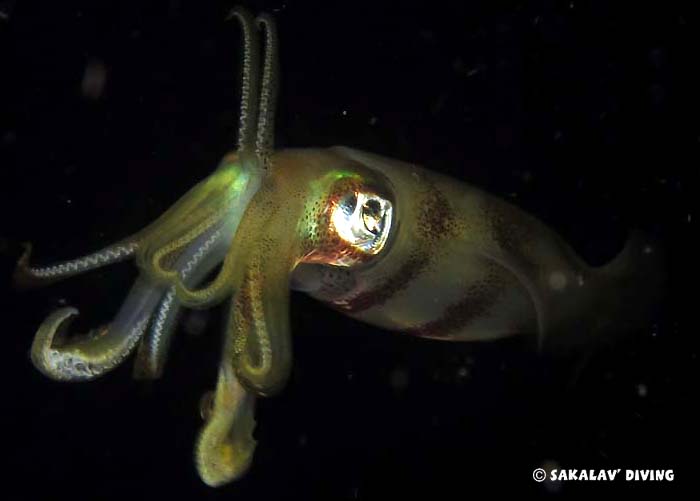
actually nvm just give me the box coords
[195,363,257,487]
[136,162,250,284]
[208,181,303,396]
[172,247,238,309]
[170,154,263,309]
[134,152,268,377]
[23,6,290,488]
[142,210,225,284]
[31,277,164,381]
[228,244,294,396]
[133,218,236,379]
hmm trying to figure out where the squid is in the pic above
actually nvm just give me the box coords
[17,7,662,487]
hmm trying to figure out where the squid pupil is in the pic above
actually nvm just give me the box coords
[362,199,383,235]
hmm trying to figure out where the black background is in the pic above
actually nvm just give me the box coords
[0,0,696,498]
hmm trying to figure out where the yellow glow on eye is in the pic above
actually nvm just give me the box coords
[331,192,393,259]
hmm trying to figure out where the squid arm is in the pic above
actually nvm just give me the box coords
[30,277,164,381]
[196,364,257,487]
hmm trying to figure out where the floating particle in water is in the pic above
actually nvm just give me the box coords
[81,59,108,100]
[0,0,15,20]
[389,367,409,391]
[271,3,287,13]
[636,383,648,397]
[419,29,434,42]
[548,271,568,291]
[2,130,16,146]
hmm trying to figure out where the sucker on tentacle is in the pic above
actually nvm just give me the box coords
[254,13,279,167]
[14,240,138,288]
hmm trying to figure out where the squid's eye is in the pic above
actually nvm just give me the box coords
[362,199,384,235]
[332,191,393,258]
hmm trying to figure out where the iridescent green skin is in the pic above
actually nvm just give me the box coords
[17,6,661,490]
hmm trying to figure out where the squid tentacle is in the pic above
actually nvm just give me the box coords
[135,163,247,283]
[14,239,139,288]
[166,7,274,308]
[229,244,294,396]
[170,8,279,309]
[210,185,301,395]
[254,13,279,167]
[133,288,178,379]
[143,208,229,284]
[23,6,290,488]
[170,158,262,309]
[134,220,235,379]
[30,277,164,381]
[15,163,234,289]
[195,363,257,487]
[172,247,238,309]
[227,7,261,155]
[15,164,231,289]
[134,154,268,376]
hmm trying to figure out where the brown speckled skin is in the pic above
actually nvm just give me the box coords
[215,147,398,395]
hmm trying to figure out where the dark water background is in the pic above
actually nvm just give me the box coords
[0,0,696,498]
